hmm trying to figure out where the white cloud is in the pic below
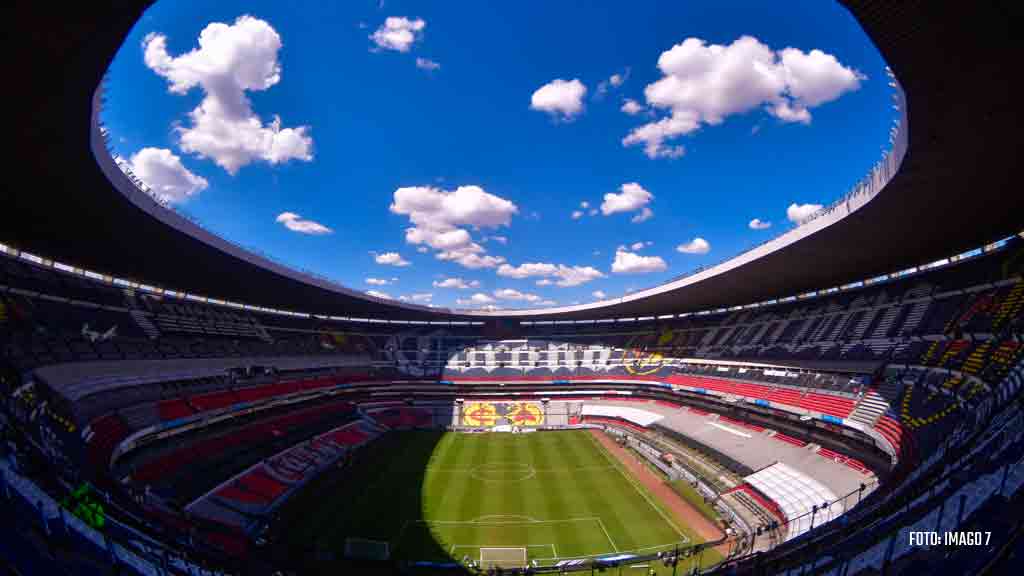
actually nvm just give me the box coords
[631,207,654,223]
[787,202,824,224]
[496,262,604,287]
[415,57,440,71]
[497,262,605,287]
[390,185,516,269]
[456,293,495,305]
[484,235,508,245]
[597,70,629,95]
[624,36,864,159]
[536,279,553,286]
[572,201,593,220]
[366,277,393,286]
[749,218,772,230]
[612,249,667,274]
[432,277,479,289]
[416,246,429,253]
[409,292,433,302]
[622,112,694,158]
[497,262,558,279]
[592,290,607,299]
[537,299,558,307]
[275,212,332,235]
[493,288,541,302]
[375,252,411,266]
[630,241,652,251]
[621,99,645,116]
[553,265,605,287]
[124,147,208,204]
[601,183,654,222]
[365,290,392,299]
[436,249,505,269]
[677,237,711,254]
[143,17,313,174]
[530,78,587,120]
[370,16,426,52]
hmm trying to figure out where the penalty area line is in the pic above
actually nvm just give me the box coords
[596,517,619,552]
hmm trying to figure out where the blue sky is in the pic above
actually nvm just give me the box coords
[102,0,896,310]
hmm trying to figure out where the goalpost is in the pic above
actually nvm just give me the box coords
[480,547,528,569]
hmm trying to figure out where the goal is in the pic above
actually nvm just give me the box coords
[344,537,390,560]
[480,547,527,569]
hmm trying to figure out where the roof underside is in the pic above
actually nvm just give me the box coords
[6,1,1021,321]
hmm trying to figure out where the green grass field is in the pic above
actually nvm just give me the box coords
[277,429,721,572]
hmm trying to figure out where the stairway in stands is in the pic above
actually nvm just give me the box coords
[992,281,1023,330]
[253,321,274,343]
[850,307,880,340]
[871,303,903,338]
[961,341,992,377]
[125,292,160,339]
[898,299,930,336]
[848,378,901,427]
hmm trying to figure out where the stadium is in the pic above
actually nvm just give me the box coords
[3,1,1023,575]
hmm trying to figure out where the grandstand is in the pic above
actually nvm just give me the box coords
[2,1,1023,576]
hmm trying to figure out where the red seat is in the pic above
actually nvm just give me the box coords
[158,399,194,421]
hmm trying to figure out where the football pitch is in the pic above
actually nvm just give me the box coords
[277,429,722,571]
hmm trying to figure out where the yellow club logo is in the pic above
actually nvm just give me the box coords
[623,337,665,375]
[463,402,499,426]
[507,402,544,426]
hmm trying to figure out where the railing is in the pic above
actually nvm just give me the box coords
[708,354,1024,574]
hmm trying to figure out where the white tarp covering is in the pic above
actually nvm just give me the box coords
[744,462,840,541]
[581,404,664,426]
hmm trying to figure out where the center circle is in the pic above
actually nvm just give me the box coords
[470,462,536,482]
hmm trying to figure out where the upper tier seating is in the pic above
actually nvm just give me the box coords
[666,374,857,418]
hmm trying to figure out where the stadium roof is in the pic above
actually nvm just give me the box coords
[7,1,1021,322]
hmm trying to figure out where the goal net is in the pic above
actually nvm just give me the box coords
[344,537,390,561]
[480,547,527,569]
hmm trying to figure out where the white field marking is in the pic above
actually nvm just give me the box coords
[479,547,528,565]
[453,544,552,551]
[586,432,688,539]
[473,514,538,522]
[551,543,557,558]
[421,516,602,526]
[427,464,615,473]
[531,541,686,563]
[596,517,619,552]
[470,464,536,483]
[707,421,752,438]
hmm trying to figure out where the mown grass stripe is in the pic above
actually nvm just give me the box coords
[531,432,583,558]
[586,430,687,541]
[560,430,645,552]
[279,430,709,569]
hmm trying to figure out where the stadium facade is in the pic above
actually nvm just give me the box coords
[2,2,1022,575]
